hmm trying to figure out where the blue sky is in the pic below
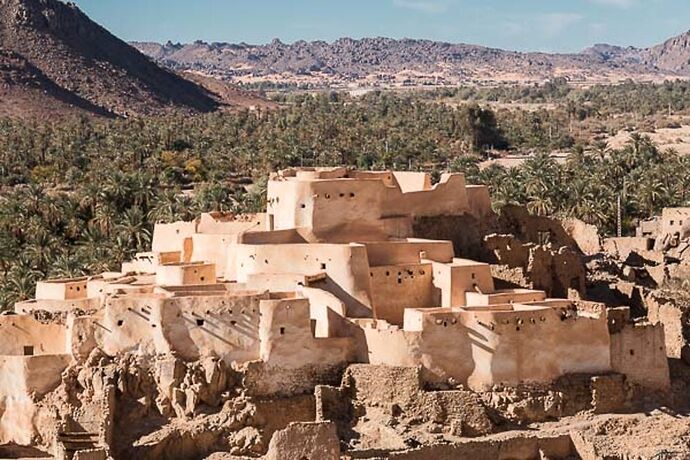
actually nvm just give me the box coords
[73,0,690,52]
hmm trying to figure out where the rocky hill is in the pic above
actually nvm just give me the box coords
[0,0,271,119]
[133,32,690,88]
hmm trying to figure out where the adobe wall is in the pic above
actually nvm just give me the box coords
[369,263,436,325]
[151,221,197,253]
[387,433,576,460]
[228,243,374,316]
[610,322,670,391]
[267,171,489,242]
[98,292,267,363]
[660,208,690,239]
[0,355,72,446]
[364,305,611,390]
[196,212,266,234]
[602,237,654,260]
[35,278,88,300]
[362,239,454,265]
[14,297,101,315]
[645,290,690,362]
[0,315,68,355]
[392,171,431,192]
[155,262,216,286]
[264,421,340,460]
[242,297,355,396]
[462,307,610,390]
[190,234,239,275]
[562,218,602,256]
[430,259,495,307]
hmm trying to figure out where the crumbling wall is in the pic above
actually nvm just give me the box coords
[561,218,602,256]
[0,355,72,446]
[485,234,586,298]
[264,422,340,460]
[315,365,495,446]
[645,290,690,363]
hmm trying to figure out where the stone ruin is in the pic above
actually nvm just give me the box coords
[0,167,682,460]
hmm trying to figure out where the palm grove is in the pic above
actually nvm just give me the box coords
[0,84,689,308]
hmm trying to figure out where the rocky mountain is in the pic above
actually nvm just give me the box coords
[133,32,690,88]
[0,0,270,119]
[642,30,690,74]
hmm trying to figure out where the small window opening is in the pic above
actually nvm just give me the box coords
[23,346,34,356]
[280,327,286,335]
[321,263,327,270]
[196,319,205,327]
[117,320,124,327]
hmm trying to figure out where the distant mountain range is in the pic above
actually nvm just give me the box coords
[133,32,690,88]
[0,0,270,119]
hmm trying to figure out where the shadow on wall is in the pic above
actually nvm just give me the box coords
[311,276,372,319]
[412,214,495,261]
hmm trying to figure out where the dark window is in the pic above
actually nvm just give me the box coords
[196,319,205,327]
[23,346,34,356]
[280,327,286,335]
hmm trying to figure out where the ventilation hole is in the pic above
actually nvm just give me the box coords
[325,194,331,199]
[200,277,205,282]
[231,320,237,326]
[301,204,306,209]
[321,263,327,270]
[196,319,205,327]
[265,259,269,264]
[280,327,286,335]
[117,320,124,327]
[516,327,521,331]
[386,271,390,276]
[350,193,355,198]
[339,193,345,198]
[629,349,635,356]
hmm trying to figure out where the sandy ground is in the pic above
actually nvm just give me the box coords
[606,124,690,156]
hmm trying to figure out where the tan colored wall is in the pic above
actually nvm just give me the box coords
[365,304,612,390]
[267,171,489,242]
[228,243,374,317]
[465,289,546,306]
[0,316,68,355]
[392,171,431,192]
[14,297,100,314]
[431,259,494,307]
[98,292,267,363]
[0,355,71,446]
[155,263,216,286]
[258,297,354,368]
[363,239,454,266]
[151,221,197,253]
[369,263,436,325]
[190,234,238,275]
[35,278,88,300]
[661,208,690,238]
[610,322,670,391]
[462,306,611,390]
[197,212,266,234]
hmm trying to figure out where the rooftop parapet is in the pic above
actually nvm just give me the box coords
[155,262,217,287]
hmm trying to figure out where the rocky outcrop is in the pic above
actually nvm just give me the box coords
[0,0,222,117]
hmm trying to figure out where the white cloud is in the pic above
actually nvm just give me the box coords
[392,0,448,14]
[588,0,636,9]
